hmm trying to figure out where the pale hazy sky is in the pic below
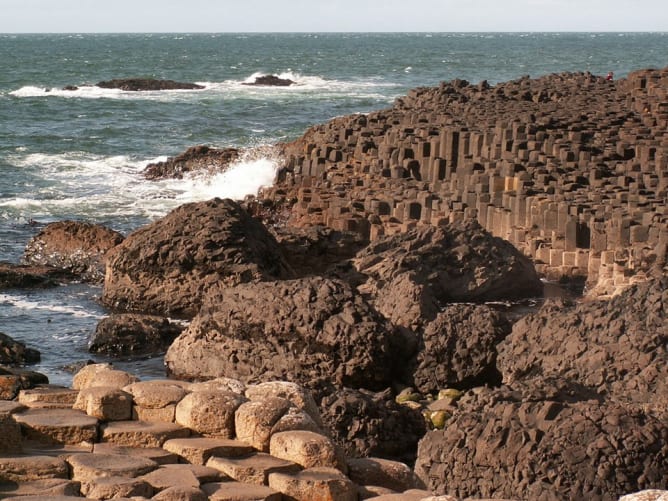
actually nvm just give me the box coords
[1,0,666,33]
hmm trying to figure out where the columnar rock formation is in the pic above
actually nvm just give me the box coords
[260,68,668,296]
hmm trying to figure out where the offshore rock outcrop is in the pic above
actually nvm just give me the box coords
[22,221,124,284]
[101,198,293,318]
[95,78,205,91]
[143,145,240,180]
[242,74,296,86]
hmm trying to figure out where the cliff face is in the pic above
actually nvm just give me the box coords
[263,69,668,297]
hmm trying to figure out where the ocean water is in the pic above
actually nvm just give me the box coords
[1,32,666,385]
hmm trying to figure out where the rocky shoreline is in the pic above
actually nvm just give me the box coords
[1,69,667,500]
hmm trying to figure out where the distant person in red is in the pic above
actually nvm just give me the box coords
[606,71,614,81]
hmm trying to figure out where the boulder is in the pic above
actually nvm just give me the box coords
[88,314,184,356]
[242,74,296,86]
[0,368,49,400]
[353,222,543,329]
[96,78,205,91]
[244,381,322,427]
[318,387,426,463]
[268,467,357,501]
[73,386,133,421]
[175,390,247,438]
[165,277,396,394]
[497,277,668,414]
[0,332,40,365]
[144,145,240,180]
[22,220,124,283]
[72,365,138,390]
[414,380,668,500]
[409,304,511,393]
[102,198,293,318]
[347,457,422,493]
[269,430,346,472]
[79,476,154,499]
[123,379,189,423]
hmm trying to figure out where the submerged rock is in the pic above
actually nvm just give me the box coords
[143,145,241,180]
[96,78,204,91]
[0,263,73,289]
[242,75,296,87]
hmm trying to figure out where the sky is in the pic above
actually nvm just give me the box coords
[1,0,666,33]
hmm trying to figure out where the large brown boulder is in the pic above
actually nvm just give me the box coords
[353,221,543,330]
[414,380,668,501]
[0,332,40,366]
[88,314,184,356]
[23,221,124,284]
[101,198,293,318]
[143,145,240,180]
[497,277,668,414]
[408,304,511,393]
[164,277,396,395]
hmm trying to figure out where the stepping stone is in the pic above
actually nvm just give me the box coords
[79,475,154,499]
[206,452,300,485]
[72,364,138,390]
[175,390,246,438]
[151,485,208,501]
[101,420,190,447]
[347,457,420,492]
[138,465,200,491]
[160,463,226,484]
[73,386,133,421]
[93,442,179,464]
[269,430,345,471]
[0,455,69,482]
[201,481,282,501]
[163,437,254,465]
[0,400,26,415]
[124,380,188,423]
[268,467,357,501]
[12,408,98,445]
[22,441,93,457]
[66,452,158,482]
[0,413,23,453]
[0,479,81,497]
[18,386,78,409]
[245,381,323,427]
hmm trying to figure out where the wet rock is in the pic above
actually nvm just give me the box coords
[22,220,124,283]
[164,277,395,395]
[0,262,73,289]
[96,78,205,91]
[88,313,184,357]
[0,332,40,365]
[242,74,296,86]
[102,198,293,318]
[144,145,240,180]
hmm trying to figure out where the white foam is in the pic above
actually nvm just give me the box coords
[0,293,104,319]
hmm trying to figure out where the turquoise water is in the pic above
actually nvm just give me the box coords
[1,32,666,384]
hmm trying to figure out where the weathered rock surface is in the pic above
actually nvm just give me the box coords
[88,313,184,356]
[165,276,395,394]
[96,78,205,91]
[102,198,293,317]
[66,452,158,481]
[409,304,511,393]
[319,387,426,463]
[242,74,296,86]
[414,380,668,501]
[269,430,346,472]
[0,332,40,365]
[0,262,73,289]
[354,222,543,329]
[73,386,133,421]
[268,467,357,501]
[144,145,240,180]
[22,220,124,283]
[0,456,69,483]
[175,390,247,438]
[498,277,668,414]
[13,408,99,445]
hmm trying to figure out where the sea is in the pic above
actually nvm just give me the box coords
[1,32,666,386]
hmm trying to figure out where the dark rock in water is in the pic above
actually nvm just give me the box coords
[144,145,240,180]
[60,360,96,374]
[498,276,668,415]
[102,198,293,318]
[23,220,124,284]
[165,276,396,396]
[0,366,49,399]
[62,85,79,91]
[0,263,73,289]
[414,379,668,500]
[242,74,296,87]
[89,314,184,356]
[319,387,427,464]
[409,304,511,393]
[353,221,543,331]
[0,332,40,365]
[96,78,205,91]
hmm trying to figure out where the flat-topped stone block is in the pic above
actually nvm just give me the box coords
[201,481,282,501]
[0,455,69,482]
[0,479,81,498]
[347,457,422,492]
[269,430,346,472]
[151,485,208,500]
[163,436,254,465]
[79,476,154,499]
[93,442,179,464]
[138,465,200,491]
[206,452,301,485]
[268,467,357,501]
[12,408,98,445]
[18,386,78,409]
[100,419,190,447]
[66,452,158,482]
[73,386,133,421]
[151,463,226,485]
